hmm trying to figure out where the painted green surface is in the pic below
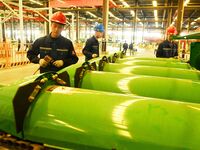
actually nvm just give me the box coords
[172,32,200,39]
[1,84,200,149]
[117,60,191,69]
[103,63,200,81]
[116,56,181,63]
[81,71,200,103]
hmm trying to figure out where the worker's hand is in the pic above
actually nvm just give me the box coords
[53,60,64,68]
[92,54,98,58]
[39,59,48,68]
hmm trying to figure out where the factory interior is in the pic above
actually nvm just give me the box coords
[0,0,200,149]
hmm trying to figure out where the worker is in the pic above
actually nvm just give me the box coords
[27,11,78,73]
[82,23,104,61]
[156,25,178,58]
[122,41,128,55]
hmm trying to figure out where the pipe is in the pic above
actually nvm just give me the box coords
[102,63,200,81]
[116,56,181,63]
[1,84,200,149]
[80,71,200,103]
[117,60,191,69]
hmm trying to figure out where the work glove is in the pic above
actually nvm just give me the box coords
[92,54,98,58]
[53,60,64,68]
[39,59,48,68]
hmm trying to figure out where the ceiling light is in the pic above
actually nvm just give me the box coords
[130,10,135,17]
[122,1,130,7]
[152,1,157,7]
[184,0,190,6]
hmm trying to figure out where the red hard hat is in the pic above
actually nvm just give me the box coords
[51,11,66,25]
[166,25,177,35]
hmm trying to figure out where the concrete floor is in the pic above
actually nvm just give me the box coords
[0,64,39,85]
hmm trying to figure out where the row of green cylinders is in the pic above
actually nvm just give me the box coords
[1,53,200,149]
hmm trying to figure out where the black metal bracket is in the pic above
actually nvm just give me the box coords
[12,71,70,134]
[99,56,109,71]
[112,53,119,63]
[74,62,97,88]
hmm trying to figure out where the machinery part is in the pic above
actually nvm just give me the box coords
[80,71,200,103]
[118,59,191,69]
[33,55,54,75]
[1,86,200,149]
[107,56,112,63]
[102,63,200,81]
[98,56,109,71]
[74,62,96,88]
[116,56,181,63]
[13,79,45,134]
[0,131,56,150]
[13,71,70,134]
[112,53,119,63]
[52,71,70,86]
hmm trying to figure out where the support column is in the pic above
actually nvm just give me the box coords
[102,0,109,52]
[11,19,14,40]
[71,13,75,42]
[19,0,24,50]
[176,0,184,35]
[76,11,79,43]
[142,22,145,42]
[0,17,3,42]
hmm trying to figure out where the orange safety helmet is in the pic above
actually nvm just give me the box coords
[166,25,177,35]
[51,11,66,25]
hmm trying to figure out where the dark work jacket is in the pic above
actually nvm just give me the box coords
[123,43,128,50]
[27,34,78,73]
[82,36,99,61]
[156,40,178,58]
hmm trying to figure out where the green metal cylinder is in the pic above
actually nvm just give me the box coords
[116,60,191,69]
[81,71,200,103]
[102,63,200,81]
[1,84,200,149]
[116,57,181,63]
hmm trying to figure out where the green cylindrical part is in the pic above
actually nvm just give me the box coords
[81,71,200,103]
[1,85,200,149]
[116,57,181,63]
[117,60,191,69]
[103,63,200,81]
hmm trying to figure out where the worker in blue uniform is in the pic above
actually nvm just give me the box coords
[27,11,78,73]
[156,25,178,58]
[82,23,104,61]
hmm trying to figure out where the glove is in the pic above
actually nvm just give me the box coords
[53,60,64,68]
[92,54,98,58]
[39,59,48,68]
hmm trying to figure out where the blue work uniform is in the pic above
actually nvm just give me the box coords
[27,34,78,73]
[156,40,178,58]
[82,36,99,61]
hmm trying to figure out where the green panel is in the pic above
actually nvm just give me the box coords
[103,63,200,81]
[117,60,191,69]
[81,71,200,103]
[1,85,200,149]
[189,42,200,70]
